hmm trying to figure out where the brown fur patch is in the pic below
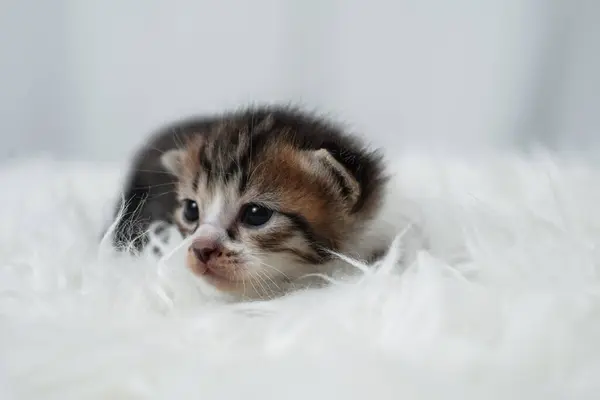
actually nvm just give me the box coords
[248,143,351,249]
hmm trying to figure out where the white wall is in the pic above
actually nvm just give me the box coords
[65,0,291,160]
[551,0,600,150]
[286,0,553,152]
[1,1,72,159]
[1,0,599,162]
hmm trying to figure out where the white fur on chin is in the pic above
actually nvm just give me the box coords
[1,151,600,399]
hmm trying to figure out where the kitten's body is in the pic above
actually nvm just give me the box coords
[110,106,420,299]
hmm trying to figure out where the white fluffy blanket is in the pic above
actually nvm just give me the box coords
[1,151,600,399]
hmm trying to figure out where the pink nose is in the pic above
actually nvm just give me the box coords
[190,237,221,263]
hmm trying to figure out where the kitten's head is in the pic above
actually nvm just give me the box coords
[161,107,388,299]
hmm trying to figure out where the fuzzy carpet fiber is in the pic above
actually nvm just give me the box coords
[2,150,600,399]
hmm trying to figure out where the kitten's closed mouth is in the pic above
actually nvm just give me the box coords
[199,265,232,280]
[186,249,243,289]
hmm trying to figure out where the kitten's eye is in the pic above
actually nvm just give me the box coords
[182,199,199,223]
[240,203,273,227]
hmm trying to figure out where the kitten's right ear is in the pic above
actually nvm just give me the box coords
[160,148,185,176]
[301,148,361,208]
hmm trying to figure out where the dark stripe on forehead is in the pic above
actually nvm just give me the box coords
[238,171,248,194]
[199,143,224,187]
[199,125,252,188]
[199,150,211,174]
[232,126,274,193]
[192,170,200,192]
[223,161,238,180]
[223,160,244,186]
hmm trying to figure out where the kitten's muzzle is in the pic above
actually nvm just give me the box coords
[191,236,221,263]
[187,223,231,268]
[186,224,244,288]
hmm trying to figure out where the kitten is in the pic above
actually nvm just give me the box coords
[109,106,418,299]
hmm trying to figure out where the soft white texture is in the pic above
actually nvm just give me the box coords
[2,151,600,399]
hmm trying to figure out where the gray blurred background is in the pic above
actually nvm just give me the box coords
[1,0,599,162]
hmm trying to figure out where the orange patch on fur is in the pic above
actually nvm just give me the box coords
[249,144,349,246]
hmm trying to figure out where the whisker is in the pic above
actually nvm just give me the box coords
[247,269,273,299]
[246,275,261,299]
[253,259,292,283]
[133,182,177,190]
[172,127,188,153]
[250,271,271,299]
[247,252,293,281]
[144,189,176,200]
[238,270,247,299]
[257,269,281,293]
[257,271,281,298]
[133,169,179,176]
[146,145,169,155]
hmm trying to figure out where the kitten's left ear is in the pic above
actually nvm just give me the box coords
[303,148,361,206]
[160,148,185,176]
